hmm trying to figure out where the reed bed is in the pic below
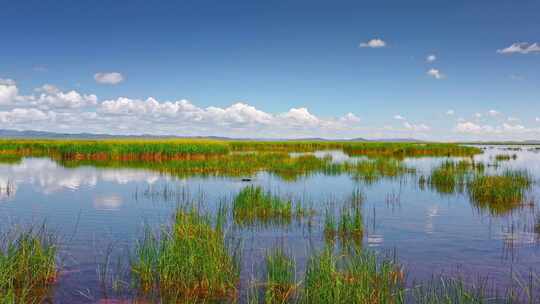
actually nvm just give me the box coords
[467,170,533,215]
[0,226,58,303]
[233,185,312,225]
[347,158,415,183]
[131,208,239,302]
[419,160,484,194]
[342,143,481,158]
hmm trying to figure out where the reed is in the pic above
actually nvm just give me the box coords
[421,160,484,194]
[347,158,415,183]
[263,248,297,303]
[467,170,533,215]
[342,143,481,158]
[494,154,517,162]
[324,206,363,243]
[0,225,58,304]
[131,208,239,302]
[301,248,405,303]
[233,186,311,225]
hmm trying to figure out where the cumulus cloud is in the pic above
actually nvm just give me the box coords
[0,78,20,105]
[393,114,405,120]
[446,110,455,115]
[359,38,386,48]
[0,108,54,124]
[455,121,532,135]
[497,42,540,55]
[427,68,444,79]
[426,54,437,62]
[94,72,124,85]
[34,85,97,109]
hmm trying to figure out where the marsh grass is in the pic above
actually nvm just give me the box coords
[0,225,58,304]
[420,160,485,194]
[467,170,533,215]
[411,276,492,304]
[348,158,415,183]
[262,248,297,303]
[495,154,517,162]
[131,208,239,302]
[342,143,481,158]
[301,248,405,304]
[233,186,312,225]
[324,206,363,245]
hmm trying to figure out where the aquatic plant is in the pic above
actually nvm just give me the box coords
[301,248,405,304]
[131,208,239,302]
[233,186,311,225]
[263,248,297,303]
[467,170,533,215]
[422,160,484,194]
[342,143,481,158]
[0,226,58,303]
[494,154,517,162]
[324,206,363,244]
[347,158,415,183]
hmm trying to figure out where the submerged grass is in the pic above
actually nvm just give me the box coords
[324,206,363,245]
[131,207,239,302]
[0,225,58,304]
[233,185,311,225]
[467,170,533,215]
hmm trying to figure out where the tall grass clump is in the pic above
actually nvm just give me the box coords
[494,154,517,162]
[259,248,297,304]
[324,206,363,244]
[301,248,405,304]
[467,170,533,215]
[412,276,494,304]
[131,208,239,302]
[0,226,58,303]
[342,143,482,158]
[233,186,310,225]
[347,158,415,183]
[420,160,484,194]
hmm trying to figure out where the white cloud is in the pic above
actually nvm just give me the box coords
[0,108,54,124]
[536,117,540,122]
[487,109,500,117]
[359,38,386,48]
[339,112,361,124]
[403,121,430,131]
[507,116,520,122]
[393,114,405,120]
[497,42,540,55]
[426,54,437,62]
[0,78,20,105]
[446,110,455,115]
[94,72,124,85]
[427,68,444,79]
[35,85,97,109]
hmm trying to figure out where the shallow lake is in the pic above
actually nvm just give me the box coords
[1,145,539,302]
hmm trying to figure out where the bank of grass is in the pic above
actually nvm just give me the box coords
[467,170,533,215]
[419,160,485,194]
[233,186,312,225]
[0,139,482,159]
[0,226,58,303]
[131,207,239,302]
[342,143,481,158]
[0,153,22,164]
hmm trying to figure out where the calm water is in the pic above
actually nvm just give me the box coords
[1,145,540,302]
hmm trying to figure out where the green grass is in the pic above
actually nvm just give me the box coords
[233,186,312,225]
[262,248,297,303]
[324,206,363,244]
[131,208,239,302]
[467,170,533,215]
[0,226,58,304]
[301,248,405,304]
[420,160,485,194]
[342,143,481,158]
[494,154,517,162]
[347,158,415,183]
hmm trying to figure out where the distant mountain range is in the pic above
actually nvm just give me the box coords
[0,129,428,142]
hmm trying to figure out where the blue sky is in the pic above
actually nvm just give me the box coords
[0,0,539,140]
